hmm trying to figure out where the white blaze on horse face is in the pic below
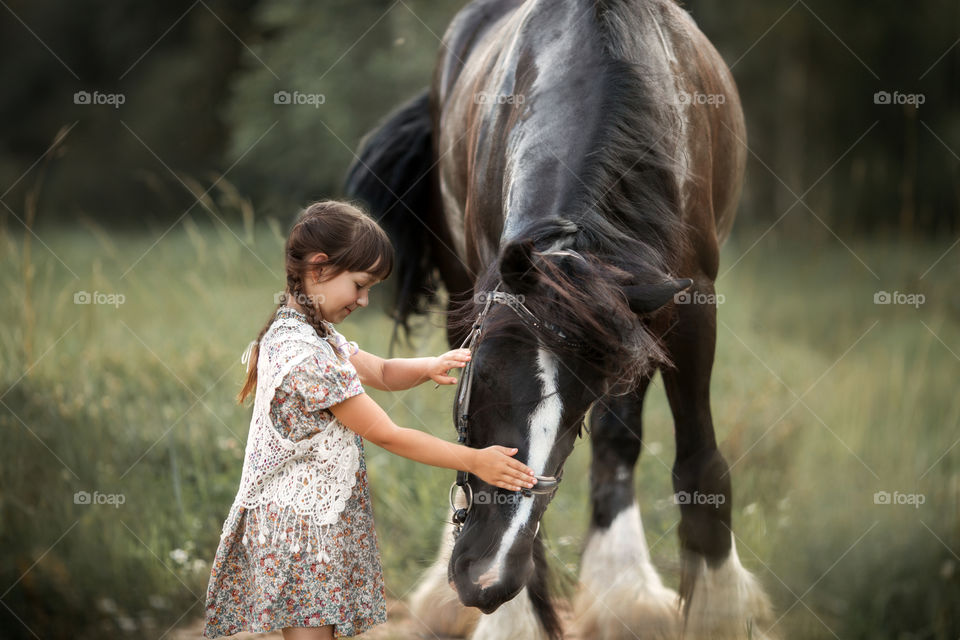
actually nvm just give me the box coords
[526,347,562,473]
[474,346,561,590]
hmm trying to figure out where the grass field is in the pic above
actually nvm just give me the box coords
[1,210,958,639]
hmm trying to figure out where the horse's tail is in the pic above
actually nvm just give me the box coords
[344,88,440,338]
[529,529,564,640]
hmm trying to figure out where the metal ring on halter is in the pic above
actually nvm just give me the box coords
[449,481,473,512]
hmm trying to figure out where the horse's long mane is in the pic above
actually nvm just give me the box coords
[346,2,694,341]
[443,0,692,391]
[569,0,692,276]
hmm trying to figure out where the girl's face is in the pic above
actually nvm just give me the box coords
[303,253,382,324]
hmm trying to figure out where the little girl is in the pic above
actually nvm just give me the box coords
[203,201,536,640]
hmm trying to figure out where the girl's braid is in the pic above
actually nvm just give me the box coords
[286,272,330,340]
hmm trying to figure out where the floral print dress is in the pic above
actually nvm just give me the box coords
[204,306,387,638]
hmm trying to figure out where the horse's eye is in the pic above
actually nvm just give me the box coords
[475,367,494,385]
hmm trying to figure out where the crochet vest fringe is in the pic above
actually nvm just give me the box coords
[220,314,360,564]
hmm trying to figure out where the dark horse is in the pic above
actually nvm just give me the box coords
[346,0,773,638]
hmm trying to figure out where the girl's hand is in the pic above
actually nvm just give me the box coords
[471,446,538,491]
[427,348,471,385]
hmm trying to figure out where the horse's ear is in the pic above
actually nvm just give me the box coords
[623,278,693,315]
[500,239,539,295]
[534,218,579,252]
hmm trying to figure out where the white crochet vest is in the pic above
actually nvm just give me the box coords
[219,312,360,564]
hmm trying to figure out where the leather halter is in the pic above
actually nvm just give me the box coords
[449,282,583,536]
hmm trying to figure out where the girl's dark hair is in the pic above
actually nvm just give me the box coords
[237,200,394,404]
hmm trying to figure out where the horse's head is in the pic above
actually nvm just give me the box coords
[447,219,691,612]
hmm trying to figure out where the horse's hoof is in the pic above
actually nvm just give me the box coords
[680,542,776,640]
[574,504,682,639]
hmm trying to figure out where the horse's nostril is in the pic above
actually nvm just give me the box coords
[475,561,501,589]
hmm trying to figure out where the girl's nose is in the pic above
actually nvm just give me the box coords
[357,292,369,307]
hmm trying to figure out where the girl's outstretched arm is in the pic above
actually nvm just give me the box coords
[350,348,471,391]
[330,392,537,491]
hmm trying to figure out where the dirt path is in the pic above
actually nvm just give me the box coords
[171,600,422,640]
[172,598,583,639]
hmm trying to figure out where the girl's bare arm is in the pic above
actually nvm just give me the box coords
[330,392,537,491]
[349,350,388,390]
[350,349,471,391]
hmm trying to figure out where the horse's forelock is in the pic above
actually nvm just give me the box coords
[450,246,668,390]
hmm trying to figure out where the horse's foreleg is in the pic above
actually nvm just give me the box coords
[661,280,775,639]
[574,382,682,640]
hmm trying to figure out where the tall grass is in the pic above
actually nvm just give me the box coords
[0,208,957,638]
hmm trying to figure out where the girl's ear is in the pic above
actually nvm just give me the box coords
[308,252,329,281]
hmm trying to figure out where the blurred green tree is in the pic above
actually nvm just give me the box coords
[223,0,459,218]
